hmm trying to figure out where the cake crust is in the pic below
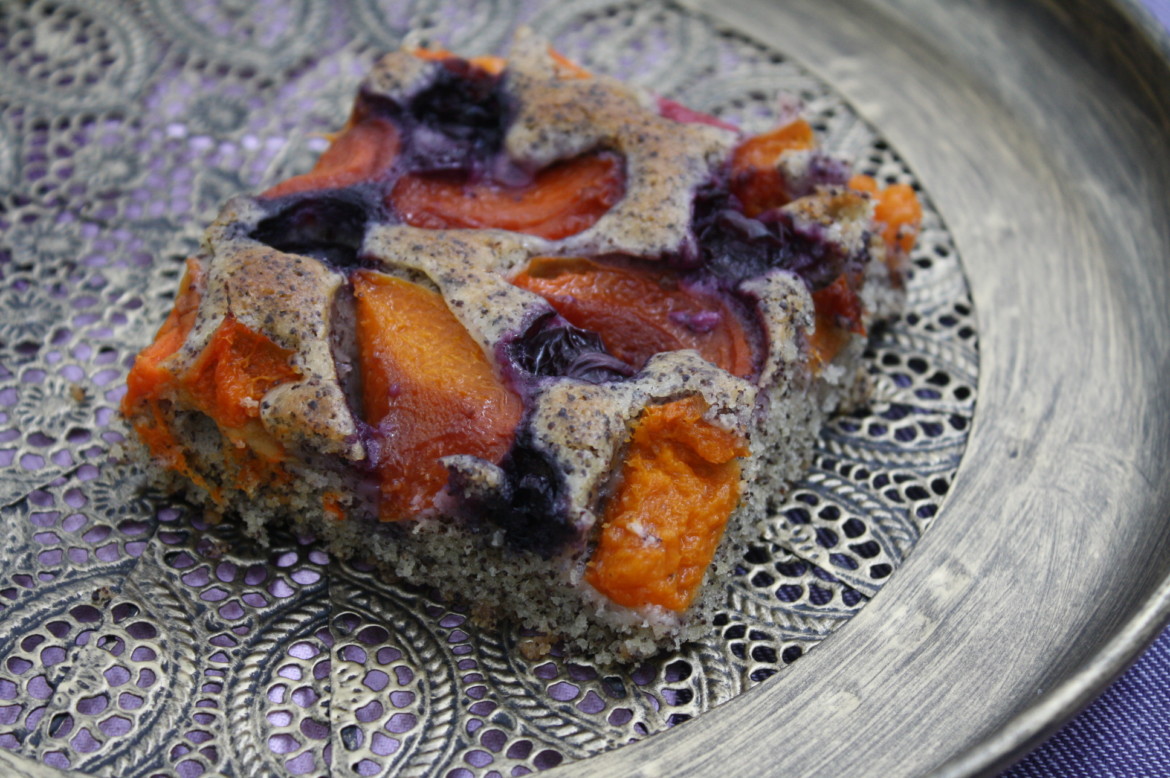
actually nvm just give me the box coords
[122,32,919,661]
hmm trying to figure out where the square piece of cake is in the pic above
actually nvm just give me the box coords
[122,30,919,660]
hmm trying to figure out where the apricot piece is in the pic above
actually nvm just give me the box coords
[183,316,301,433]
[123,259,206,480]
[586,396,748,612]
[410,47,507,75]
[353,271,523,519]
[322,492,346,521]
[171,314,302,470]
[813,274,865,335]
[808,275,866,370]
[470,55,508,75]
[848,174,879,195]
[416,46,586,79]
[807,313,854,373]
[512,257,754,377]
[262,118,400,198]
[849,174,923,255]
[123,268,301,495]
[547,46,591,80]
[389,152,624,240]
[410,46,456,62]
[124,258,203,413]
[731,118,817,216]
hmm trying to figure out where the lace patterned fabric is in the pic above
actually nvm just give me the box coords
[0,1,977,775]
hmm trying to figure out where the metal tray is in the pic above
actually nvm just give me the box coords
[0,0,1166,776]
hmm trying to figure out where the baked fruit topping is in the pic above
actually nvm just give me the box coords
[353,270,523,520]
[123,30,920,660]
[511,257,755,377]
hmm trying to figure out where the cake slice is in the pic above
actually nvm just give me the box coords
[122,30,920,661]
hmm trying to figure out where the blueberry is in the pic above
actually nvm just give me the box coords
[508,313,633,384]
[401,60,512,173]
[411,61,506,140]
[448,436,576,557]
[251,193,376,269]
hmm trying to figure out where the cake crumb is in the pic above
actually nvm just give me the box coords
[91,586,113,606]
[519,634,555,660]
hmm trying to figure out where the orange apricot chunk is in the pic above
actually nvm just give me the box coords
[123,268,301,495]
[808,274,866,371]
[847,173,879,195]
[849,174,923,255]
[389,152,624,240]
[813,274,865,336]
[409,46,456,62]
[547,46,591,79]
[322,492,346,521]
[511,257,754,378]
[415,46,586,79]
[262,118,401,198]
[409,47,507,75]
[124,258,204,413]
[470,55,508,75]
[731,118,816,216]
[586,396,749,612]
[183,316,302,435]
[353,271,523,520]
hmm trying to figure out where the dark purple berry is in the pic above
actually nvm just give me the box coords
[447,436,575,557]
[508,313,634,383]
[251,194,377,269]
[363,58,513,174]
[692,188,867,290]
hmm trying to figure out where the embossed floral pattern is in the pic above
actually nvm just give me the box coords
[0,1,977,775]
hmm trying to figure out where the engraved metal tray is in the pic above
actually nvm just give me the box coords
[0,0,1166,776]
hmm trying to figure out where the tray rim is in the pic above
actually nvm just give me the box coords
[562,0,1170,775]
[940,3,1170,769]
[0,1,1166,776]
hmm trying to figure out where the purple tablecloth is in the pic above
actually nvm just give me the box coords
[1002,625,1170,776]
[1001,2,1170,775]
[1147,0,1170,27]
